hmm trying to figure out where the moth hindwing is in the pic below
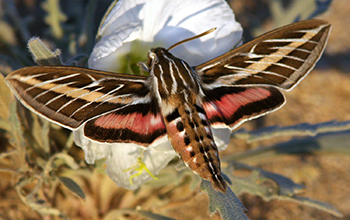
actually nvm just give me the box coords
[5,19,331,193]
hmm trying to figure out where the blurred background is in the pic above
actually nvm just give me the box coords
[0,0,349,219]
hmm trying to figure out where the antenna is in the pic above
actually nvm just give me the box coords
[167,28,217,51]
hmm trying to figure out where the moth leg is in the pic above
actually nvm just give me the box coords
[138,62,150,73]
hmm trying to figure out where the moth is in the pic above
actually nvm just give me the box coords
[5,19,331,193]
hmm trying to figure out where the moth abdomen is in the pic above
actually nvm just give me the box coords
[164,104,227,193]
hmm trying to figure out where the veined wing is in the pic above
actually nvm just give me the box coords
[195,19,331,129]
[6,66,166,145]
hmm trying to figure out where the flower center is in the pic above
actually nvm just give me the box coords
[117,40,151,75]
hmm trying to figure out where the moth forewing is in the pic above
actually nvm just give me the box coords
[197,19,330,135]
[5,66,149,128]
[196,19,331,91]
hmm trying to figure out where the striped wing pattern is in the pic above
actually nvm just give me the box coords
[6,66,167,145]
[5,19,331,193]
[196,19,331,130]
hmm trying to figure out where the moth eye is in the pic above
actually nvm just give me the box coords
[148,51,158,65]
[146,56,152,67]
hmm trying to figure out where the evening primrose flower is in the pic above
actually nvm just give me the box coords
[74,0,243,190]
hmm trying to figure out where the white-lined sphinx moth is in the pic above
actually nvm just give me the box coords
[5,19,331,193]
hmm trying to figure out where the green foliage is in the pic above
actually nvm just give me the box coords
[201,180,248,220]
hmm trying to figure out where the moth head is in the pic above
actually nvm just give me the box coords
[147,28,216,67]
[146,47,166,67]
[145,28,216,70]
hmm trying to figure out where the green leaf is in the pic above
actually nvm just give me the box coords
[200,180,249,220]
[59,176,85,200]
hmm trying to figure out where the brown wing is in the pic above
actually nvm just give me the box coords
[196,19,331,90]
[6,66,167,145]
[196,19,331,129]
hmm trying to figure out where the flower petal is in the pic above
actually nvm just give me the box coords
[212,128,231,151]
[88,22,141,72]
[74,129,111,163]
[89,0,242,72]
[74,128,176,189]
[105,138,176,189]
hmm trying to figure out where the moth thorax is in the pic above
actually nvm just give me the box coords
[149,47,201,103]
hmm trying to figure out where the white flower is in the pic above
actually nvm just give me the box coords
[75,0,242,190]
[89,0,242,73]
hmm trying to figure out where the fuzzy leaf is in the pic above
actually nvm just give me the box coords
[223,163,343,217]
[291,195,343,217]
[230,130,350,164]
[233,121,350,143]
[225,163,305,198]
[28,37,63,65]
[258,169,305,196]
[200,180,248,220]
